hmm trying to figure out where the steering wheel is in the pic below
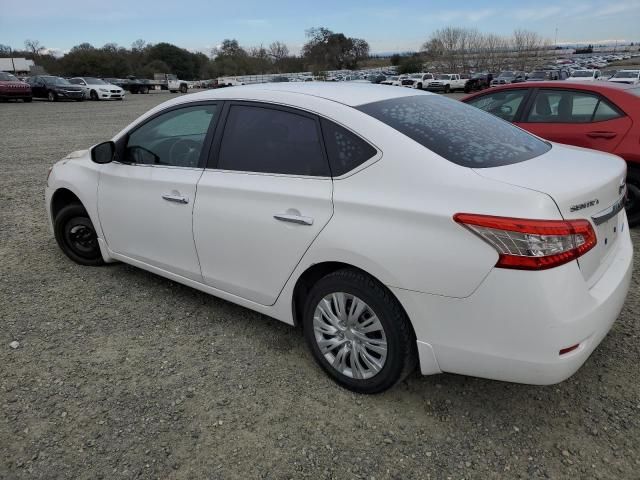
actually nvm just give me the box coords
[168,138,201,167]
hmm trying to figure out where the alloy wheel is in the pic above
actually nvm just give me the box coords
[313,292,388,380]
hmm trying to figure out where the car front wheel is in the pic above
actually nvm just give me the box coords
[53,204,105,266]
[303,269,417,394]
[48,91,57,102]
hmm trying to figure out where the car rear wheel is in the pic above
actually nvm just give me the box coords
[303,269,417,394]
[625,169,640,227]
[48,91,57,102]
[54,204,104,266]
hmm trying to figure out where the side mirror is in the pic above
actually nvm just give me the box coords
[91,141,115,164]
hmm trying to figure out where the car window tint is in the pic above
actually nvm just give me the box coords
[592,99,621,121]
[466,90,528,122]
[217,105,329,176]
[320,119,377,176]
[526,90,601,123]
[357,95,550,168]
[125,105,217,167]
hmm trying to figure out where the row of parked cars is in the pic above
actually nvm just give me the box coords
[0,73,126,102]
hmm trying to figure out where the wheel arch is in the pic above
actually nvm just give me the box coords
[50,187,84,220]
[291,261,413,335]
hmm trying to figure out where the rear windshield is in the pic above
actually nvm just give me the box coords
[357,95,551,168]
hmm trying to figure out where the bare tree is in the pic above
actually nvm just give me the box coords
[131,39,146,52]
[267,41,289,62]
[24,39,45,57]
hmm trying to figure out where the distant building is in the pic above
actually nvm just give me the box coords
[0,58,35,75]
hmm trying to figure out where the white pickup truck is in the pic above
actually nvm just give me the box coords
[400,73,435,89]
[217,77,246,87]
[426,74,467,93]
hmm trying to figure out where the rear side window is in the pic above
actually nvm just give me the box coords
[320,119,377,176]
[218,105,329,176]
[357,95,550,168]
[526,90,621,123]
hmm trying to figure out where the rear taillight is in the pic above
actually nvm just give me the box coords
[454,213,597,270]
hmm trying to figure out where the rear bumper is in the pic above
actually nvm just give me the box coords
[393,223,632,384]
[0,91,31,99]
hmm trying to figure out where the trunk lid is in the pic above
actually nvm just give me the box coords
[474,142,627,285]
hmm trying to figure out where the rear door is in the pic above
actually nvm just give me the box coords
[517,88,633,153]
[193,102,333,306]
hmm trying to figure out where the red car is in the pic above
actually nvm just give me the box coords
[0,72,32,102]
[462,81,640,225]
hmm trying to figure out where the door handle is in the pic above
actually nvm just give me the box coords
[273,213,314,226]
[587,131,617,139]
[162,193,189,204]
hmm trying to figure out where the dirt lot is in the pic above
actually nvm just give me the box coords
[1,90,639,480]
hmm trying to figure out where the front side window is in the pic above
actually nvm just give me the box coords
[217,105,329,176]
[466,90,529,122]
[357,95,550,168]
[320,119,377,176]
[125,104,217,167]
[525,90,621,123]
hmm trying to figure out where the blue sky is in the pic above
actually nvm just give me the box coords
[1,0,639,56]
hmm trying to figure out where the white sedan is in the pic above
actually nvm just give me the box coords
[45,84,632,393]
[68,77,125,100]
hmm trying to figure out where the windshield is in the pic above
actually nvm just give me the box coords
[529,71,547,79]
[472,73,486,79]
[44,77,71,86]
[410,74,422,79]
[435,74,451,80]
[613,71,639,78]
[571,71,594,77]
[498,71,515,77]
[84,77,107,84]
[357,95,550,168]
[0,72,18,81]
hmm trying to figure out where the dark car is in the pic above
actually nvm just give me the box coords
[491,71,526,86]
[462,81,640,225]
[367,74,386,84]
[464,73,494,93]
[0,71,32,102]
[28,76,85,102]
[527,69,569,81]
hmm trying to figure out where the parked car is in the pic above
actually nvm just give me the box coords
[68,77,125,100]
[527,69,569,81]
[426,74,468,93]
[464,73,494,93]
[568,69,601,82]
[491,71,526,86]
[463,81,640,224]
[380,76,399,86]
[608,70,640,85]
[367,74,386,84]
[401,73,435,90]
[46,84,631,393]
[27,76,85,102]
[0,71,32,102]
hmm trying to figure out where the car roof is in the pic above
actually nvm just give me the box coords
[183,82,432,107]
[470,80,637,93]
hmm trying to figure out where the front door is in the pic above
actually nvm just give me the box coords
[98,103,219,281]
[193,103,334,305]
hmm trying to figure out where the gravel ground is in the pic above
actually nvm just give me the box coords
[1,90,639,480]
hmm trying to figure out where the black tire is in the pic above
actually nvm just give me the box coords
[141,86,149,94]
[53,204,104,266]
[626,168,640,227]
[179,84,188,93]
[303,269,417,394]
[90,90,98,101]
[170,90,177,93]
[444,84,451,94]
[416,82,422,90]
[48,91,57,102]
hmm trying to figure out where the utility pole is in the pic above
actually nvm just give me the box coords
[9,47,16,73]
[555,27,558,48]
